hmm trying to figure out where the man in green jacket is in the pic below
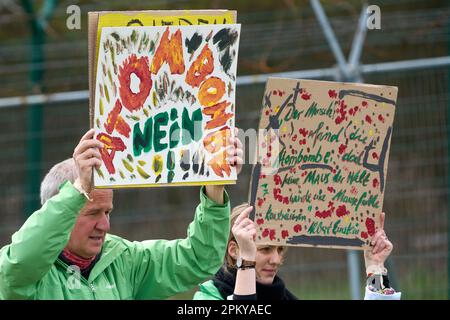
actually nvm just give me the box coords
[0,129,244,299]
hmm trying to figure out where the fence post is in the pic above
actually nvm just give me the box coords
[447,12,450,300]
[21,0,57,217]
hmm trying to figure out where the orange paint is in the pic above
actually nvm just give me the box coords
[96,133,126,174]
[185,44,214,87]
[118,54,152,112]
[104,99,131,138]
[207,149,231,177]
[198,77,226,107]
[203,126,231,154]
[151,28,185,75]
[202,101,233,130]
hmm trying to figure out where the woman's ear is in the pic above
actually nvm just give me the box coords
[227,240,239,259]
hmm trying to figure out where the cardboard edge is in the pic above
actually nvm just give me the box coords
[88,11,99,129]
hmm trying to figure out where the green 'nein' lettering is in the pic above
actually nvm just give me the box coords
[182,108,203,145]
[133,107,203,157]
[133,119,152,156]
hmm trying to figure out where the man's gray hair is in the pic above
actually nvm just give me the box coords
[40,158,78,205]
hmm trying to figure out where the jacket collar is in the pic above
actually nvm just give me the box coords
[86,234,127,282]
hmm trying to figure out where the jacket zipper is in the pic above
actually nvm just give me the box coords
[56,258,96,298]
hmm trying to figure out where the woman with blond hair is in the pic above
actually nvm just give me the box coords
[194,203,401,300]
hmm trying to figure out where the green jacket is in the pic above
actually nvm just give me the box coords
[193,279,224,300]
[0,182,230,300]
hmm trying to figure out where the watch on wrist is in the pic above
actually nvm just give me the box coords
[236,257,256,270]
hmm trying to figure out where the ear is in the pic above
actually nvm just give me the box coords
[227,240,239,259]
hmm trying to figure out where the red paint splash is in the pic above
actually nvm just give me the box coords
[365,115,372,124]
[257,218,264,225]
[365,218,376,236]
[372,152,379,159]
[269,229,276,241]
[301,92,311,100]
[96,133,126,174]
[336,205,350,217]
[299,128,308,137]
[272,90,284,97]
[281,230,289,239]
[328,89,337,98]
[262,228,269,238]
[293,224,302,233]
[362,101,368,107]
[292,134,298,142]
[327,186,335,193]
[361,232,368,239]
[299,139,307,145]
[118,54,152,112]
[273,188,289,204]
[104,99,131,138]
[338,144,347,154]
[372,178,379,188]
[348,106,360,116]
[335,100,348,124]
[274,174,282,185]
[315,209,333,219]
[378,114,385,123]
[257,198,265,207]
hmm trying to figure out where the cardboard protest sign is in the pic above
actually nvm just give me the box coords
[92,24,240,188]
[249,78,397,249]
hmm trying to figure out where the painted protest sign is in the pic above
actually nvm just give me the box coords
[249,78,397,249]
[93,24,241,188]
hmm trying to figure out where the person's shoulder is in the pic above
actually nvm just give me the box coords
[104,234,135,250]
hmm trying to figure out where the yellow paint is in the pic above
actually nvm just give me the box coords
[281,126,288,133]
[274,105,280,113]
[343,216,350,224]
[95,180,236,188]
[368,128,374,137]
[207,87,217,95]
[381,102,386,108]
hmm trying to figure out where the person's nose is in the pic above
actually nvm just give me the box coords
[269,249,281,265]
[95,213,110,233]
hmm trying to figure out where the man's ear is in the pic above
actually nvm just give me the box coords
[228,240,239,259]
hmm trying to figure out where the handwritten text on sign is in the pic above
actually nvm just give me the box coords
[251,78,397,249]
